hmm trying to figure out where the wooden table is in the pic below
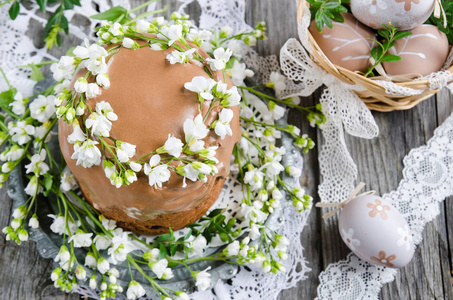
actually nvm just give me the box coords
[1,0,452,299]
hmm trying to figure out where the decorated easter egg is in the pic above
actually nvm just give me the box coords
[350,0,435,30]
[338,194,415,268]
[383,25,449,77]
[309,13,376,73]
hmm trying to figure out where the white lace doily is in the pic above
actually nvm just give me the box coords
[0,1,311,299]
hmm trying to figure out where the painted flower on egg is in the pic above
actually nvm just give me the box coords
[368,0,387,14]
[367,199,391,220]
[341,228,361,251]
[397,225,413,251]
[370,251,397,268]
[396,0,419,11]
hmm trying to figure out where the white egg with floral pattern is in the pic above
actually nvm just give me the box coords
[338,194,415,268]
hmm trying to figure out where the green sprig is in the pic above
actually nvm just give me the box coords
[365,23,412,78]
[307,0,348,32]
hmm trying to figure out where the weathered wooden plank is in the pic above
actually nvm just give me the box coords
[0,184,80,300]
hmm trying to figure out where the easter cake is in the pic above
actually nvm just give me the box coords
[58,29,241,235]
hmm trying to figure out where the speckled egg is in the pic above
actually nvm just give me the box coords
[338,194,415,268]
[309,13,376,73]
[383,25,449,76]
[350,0,435,30]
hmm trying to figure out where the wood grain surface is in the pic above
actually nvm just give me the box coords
[0,0,452,299]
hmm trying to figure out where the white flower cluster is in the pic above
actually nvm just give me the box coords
[2,205,36,245]
[143,248,174,280]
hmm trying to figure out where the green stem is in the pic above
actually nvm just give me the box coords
[238,86,313,113]
[126,6,169,25]
[0,67,11,89]
[129,0,160,13]
[18,61,57,68]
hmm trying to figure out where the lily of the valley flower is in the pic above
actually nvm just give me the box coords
[71,139,102,168]
[157,134,183,157]
[29,214,39,229]
[107,231,136,264]
[265,101,286,121]
[116,141,136,163]
[149,259,174,279]
[186,29,212,46]
[2,145,24,162]
[266,71,287,94]
[85,44,108,75]
[24,175,42,196]
[220,86,241,107]
[86,83,101,99]
[29,95,56,123]
[126,280,146,299]
[9,121,35,145]
[166,48,197,64]
[67,121,87,144]
[9,92,27,115]
[226,60,254,85]
[25,149,50,175]
[161,24,184,46]
[184,114,209,150]
[96,73,110,88]
[206,47,232,71]
[68,229,93,248]
[60,171,77,192]
[195,266,212,291]
[74,77,88,93]
[214,108,234,139]
[144,154,171,188]
[50,56,76,81]
[122,37,140,49]
[85,112,112,137]
[184,76,216,101]
[97,257,110,274]
[286,165,301,178]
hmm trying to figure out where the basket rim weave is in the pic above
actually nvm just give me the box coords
[297,0,453,112]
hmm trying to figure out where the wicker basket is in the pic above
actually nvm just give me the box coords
[297,0,453,112]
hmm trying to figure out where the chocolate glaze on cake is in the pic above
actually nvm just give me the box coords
[59,40,240,235]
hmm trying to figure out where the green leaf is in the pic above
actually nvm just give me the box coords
[207,208,223,218]
[219,233,229,242]
[331,12,344,23]
[62,0,74,10]
[44,11,60,35]
[315,16,324,32]
[380,54,402,62]
[90,6,128,21]
[184,229,193,240]
[66,46,76,56]
[0,88,16,108]
[36,0,47,13]
[322,13,333,28]
[323,1,340,9]
[159,244,168,259]
[61,15,69,34]
[377,29,390,40]
[43,174,53,191]
[370,46,381,61]
[30,65,45,82]
[9,1,20,20]
[334,5,348,13]
[394,31,412,40]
